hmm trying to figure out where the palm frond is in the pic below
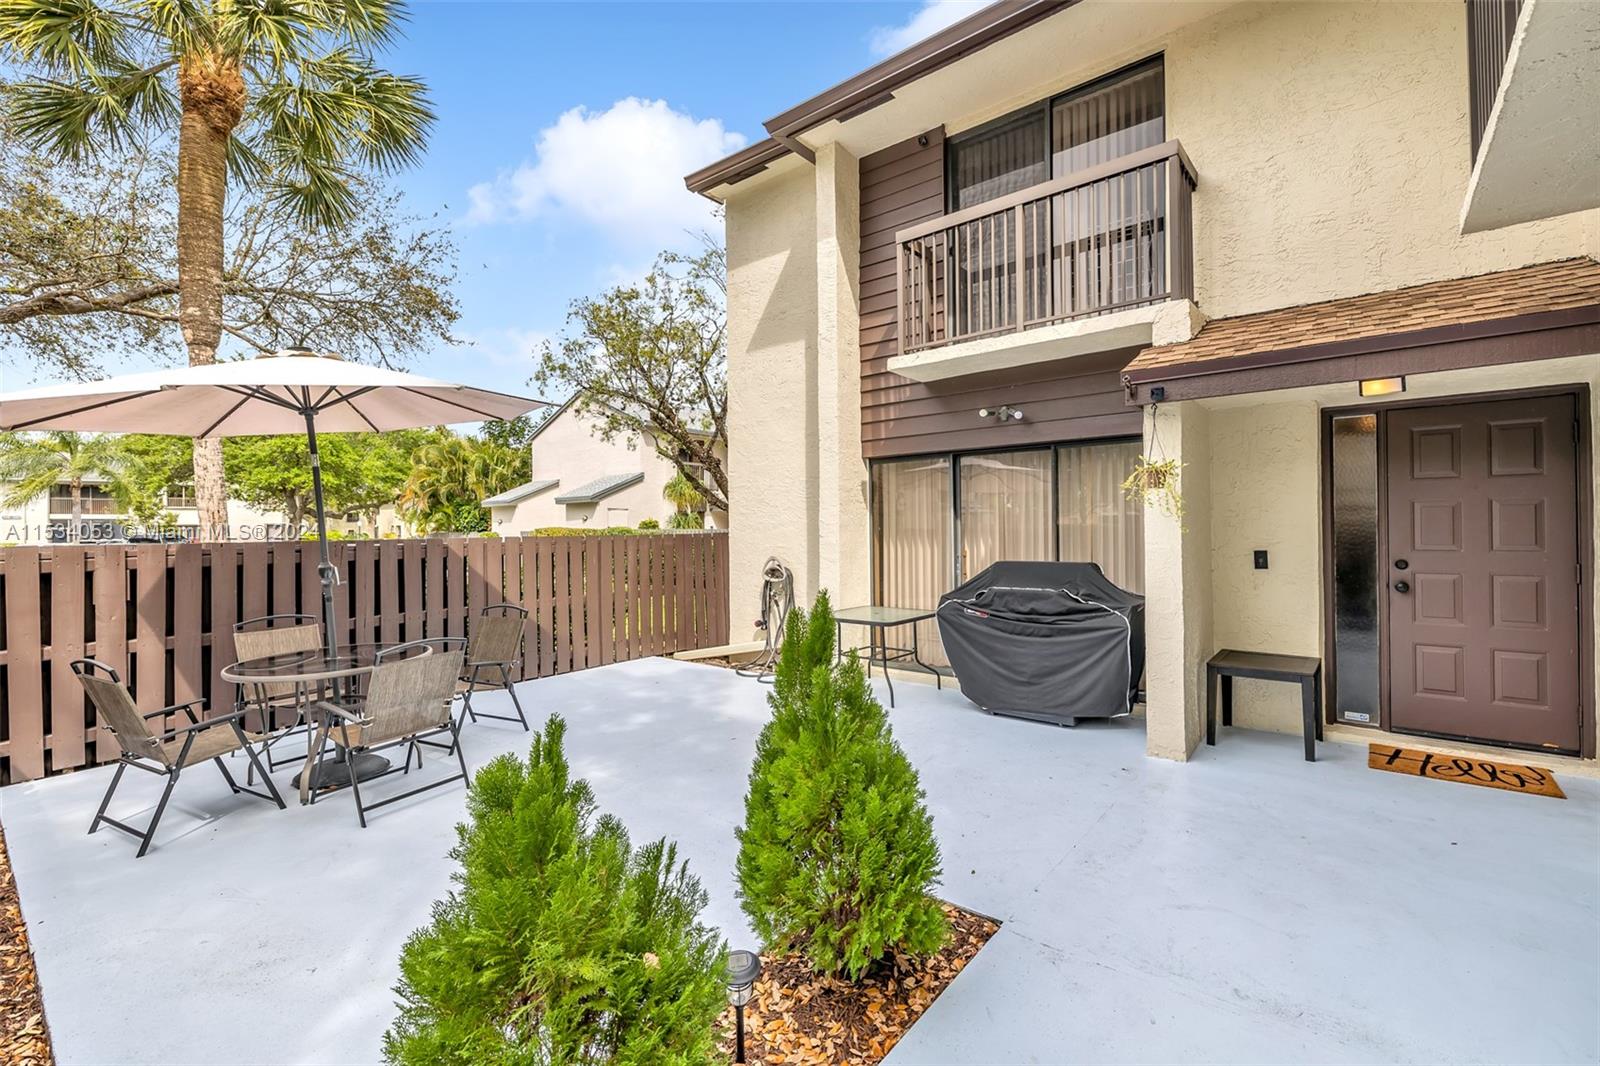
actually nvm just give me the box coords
[4,72,167,158]
[0,0,130,75]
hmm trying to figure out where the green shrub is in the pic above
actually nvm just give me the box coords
[666,511,704,531]
[386,716,727,1064]
[735,591,947,981]
[637,518,661,531]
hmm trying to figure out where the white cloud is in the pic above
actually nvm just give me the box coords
[869,0,987,57]
[459,327,549,371]
[463,98,745,250]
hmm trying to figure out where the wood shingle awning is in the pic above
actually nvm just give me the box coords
[1122,258,1600,404]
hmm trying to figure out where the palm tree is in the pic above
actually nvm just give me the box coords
[663,470,705,530]
[0,431,146,541]
[399,436,524,533]
[0,0,434,535]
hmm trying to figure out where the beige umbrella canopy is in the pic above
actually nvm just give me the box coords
[0,347,548,656]
[0,347,542,436]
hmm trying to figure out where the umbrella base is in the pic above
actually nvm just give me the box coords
[294,751,391,792]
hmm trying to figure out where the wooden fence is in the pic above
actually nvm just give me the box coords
[0,532,729,784]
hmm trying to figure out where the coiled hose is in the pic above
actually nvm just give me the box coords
[736,557,794,684]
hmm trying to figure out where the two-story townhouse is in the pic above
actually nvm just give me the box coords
[687,0,1599,764]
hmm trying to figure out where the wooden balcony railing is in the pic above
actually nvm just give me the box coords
[896,140,1198,356]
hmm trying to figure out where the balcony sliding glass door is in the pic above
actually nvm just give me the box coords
[871,439,1144,666]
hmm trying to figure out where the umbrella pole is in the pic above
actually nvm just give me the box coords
[304,409,340,661]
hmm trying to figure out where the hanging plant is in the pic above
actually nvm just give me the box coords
[1122,456,1184,518]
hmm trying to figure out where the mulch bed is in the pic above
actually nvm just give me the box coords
[717,902,999,1064]
[0,823,53,1066]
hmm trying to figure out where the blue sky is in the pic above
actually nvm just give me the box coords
[1,0,988,397]
[388,0,980,402]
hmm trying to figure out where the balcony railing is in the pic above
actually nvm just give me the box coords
[896,140,1197,356]
[1466,0,1524,160]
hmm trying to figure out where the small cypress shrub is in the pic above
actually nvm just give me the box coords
[736,591,948,980]
[385,716,727,1065]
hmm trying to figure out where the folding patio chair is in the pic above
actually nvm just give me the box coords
[456,603,530,734]
[233,613,323,781]
[303,639,467,827]
[72,659,285,858]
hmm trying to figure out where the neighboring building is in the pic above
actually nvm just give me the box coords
[484,396,728,533]
[687,0,1599,761]
[0,478,291,544]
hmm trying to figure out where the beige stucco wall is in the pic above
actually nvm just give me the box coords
[1164,0,1597,317]
[489,404,725,534]
[725,165,819,629]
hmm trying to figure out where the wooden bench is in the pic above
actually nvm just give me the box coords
[1205,649,1323,761]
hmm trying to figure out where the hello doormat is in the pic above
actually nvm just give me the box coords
[1368,744,1565,799]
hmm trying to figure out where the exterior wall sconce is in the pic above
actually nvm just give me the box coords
[978,405,1024,422]
[1358,376,1405,398]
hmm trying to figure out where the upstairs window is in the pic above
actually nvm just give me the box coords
[946,56,1165,212]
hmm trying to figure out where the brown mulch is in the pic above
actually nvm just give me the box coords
[717,902,999,1065]
[0,823,53,1066]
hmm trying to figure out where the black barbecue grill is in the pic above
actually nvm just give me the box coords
[936,561,1144,727]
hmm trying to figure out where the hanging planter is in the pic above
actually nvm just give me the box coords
[1122,455,1184,518]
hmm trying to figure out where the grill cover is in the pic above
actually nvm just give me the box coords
[936,561,1144,724]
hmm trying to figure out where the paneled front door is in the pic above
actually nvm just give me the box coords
[1385,395,1582,752]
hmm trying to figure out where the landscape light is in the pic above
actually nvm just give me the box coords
[723,948,762,1064]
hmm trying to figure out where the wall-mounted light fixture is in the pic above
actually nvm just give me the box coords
[1358,376,1406,398]
[978,405,1024,422]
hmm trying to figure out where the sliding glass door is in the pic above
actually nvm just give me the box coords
[871,456,953,664]
[1056,440,1144,593]
[957,450,1054,583]
[871,438,1144,667]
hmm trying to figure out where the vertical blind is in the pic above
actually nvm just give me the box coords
[947,57,1165,212]
[1056,440,1144,593]
[947,109,1048,212]
[871,456,954,665]
[958,450,1054,582]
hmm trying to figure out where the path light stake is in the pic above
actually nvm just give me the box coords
[724,948,762,1064]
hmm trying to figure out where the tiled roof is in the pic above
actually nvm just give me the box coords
[482,479,558,507]
[553,472,644,504]
[1125,258,1600,376]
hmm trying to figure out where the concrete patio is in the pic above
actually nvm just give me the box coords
[1,655,1595,1065]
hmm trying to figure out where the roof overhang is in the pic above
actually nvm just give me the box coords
[553,472,645,505]
[1460,0,1600,234]
[687,0,1078,198]
[1122,260,1600,404]
[483,479,559,508]
[1124,307,1600,406]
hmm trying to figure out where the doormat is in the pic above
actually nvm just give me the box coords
[1369,744,1565,799]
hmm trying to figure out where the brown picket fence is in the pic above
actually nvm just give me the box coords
[0,532,729,784]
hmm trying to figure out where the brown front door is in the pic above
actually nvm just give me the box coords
[1385,396,1582,752]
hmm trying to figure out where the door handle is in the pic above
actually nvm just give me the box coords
[1393,580,1410,594]
[1393,559,1409,571]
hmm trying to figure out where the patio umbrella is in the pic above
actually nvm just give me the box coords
[0,347,548,659]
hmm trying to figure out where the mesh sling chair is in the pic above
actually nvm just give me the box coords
[302,639,467,826]
[232,614,323,781]
[72,659,285,858]
[457,603,530,735]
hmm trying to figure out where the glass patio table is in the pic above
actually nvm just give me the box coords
[221,642,433,798]
[834,605,942,709]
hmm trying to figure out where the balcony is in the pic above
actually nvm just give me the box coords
[1460,0,1600,233]
[890,140,1198,383]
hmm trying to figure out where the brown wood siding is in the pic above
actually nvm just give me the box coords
[859,128,1142,460]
